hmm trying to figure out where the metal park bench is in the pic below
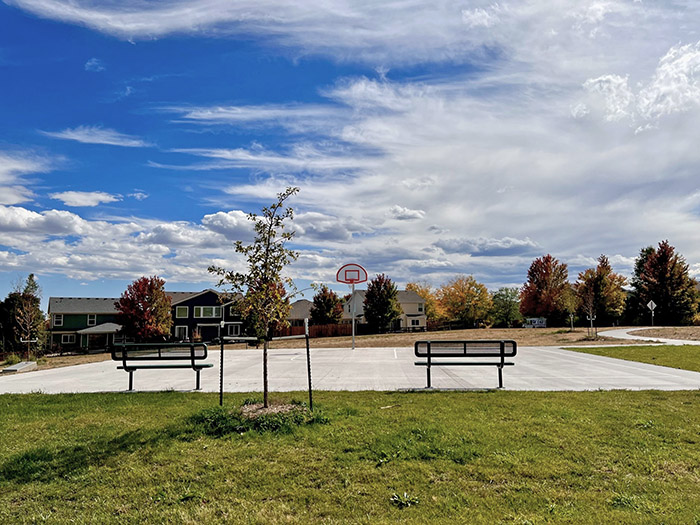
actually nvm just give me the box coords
[414,340,517,389]
[111,343,213,391]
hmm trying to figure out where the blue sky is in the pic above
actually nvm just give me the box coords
[2,0,700,309]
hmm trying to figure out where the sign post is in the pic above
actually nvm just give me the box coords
[336,263,368,350]
[647,300,657,327]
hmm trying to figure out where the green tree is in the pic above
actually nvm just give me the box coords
[490,287,522,328]
[574,255,627,326]
[628,240,698,325]
[209,187,299,407]
[363,274,403,333]
[520,254,570,325]
[437,275,492,327]
[405,281,443,321]
[309,285,343,325]
[115,276,173,342]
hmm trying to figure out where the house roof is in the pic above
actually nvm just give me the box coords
[49,297,119,314]
[49,289,228,313]
[77,322,122,334]
[346,289,424,303]
[288,299,312,320]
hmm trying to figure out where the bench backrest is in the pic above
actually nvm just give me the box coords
[111,343,208,361]
[414,340,517,359]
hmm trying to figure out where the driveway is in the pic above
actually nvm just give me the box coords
[0,345,698,394]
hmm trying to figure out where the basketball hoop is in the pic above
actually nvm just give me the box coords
[336,263,368,284]
[336,263,368,351]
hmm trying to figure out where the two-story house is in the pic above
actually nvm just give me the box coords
[48,297,121,352]
[168,289,243,342]
[342,289,427,331]
[48,289,244,352]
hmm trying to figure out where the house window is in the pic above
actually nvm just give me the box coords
[61,334,76,344]
[87,314,96,326]
[411,319,420,326]
[54,314,63,327]
[227,324,241,336]
[194,306,222,318]
[175,306,188,318]
[175,326,188,341]
[418,304,423,312]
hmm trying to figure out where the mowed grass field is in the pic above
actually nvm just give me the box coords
[2,390,700,524]
[572,345,700,373]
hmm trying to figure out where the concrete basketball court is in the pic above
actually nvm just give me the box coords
[1,334,699,394]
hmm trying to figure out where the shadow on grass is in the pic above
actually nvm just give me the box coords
[0,426,184,484]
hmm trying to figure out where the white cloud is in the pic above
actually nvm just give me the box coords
[0,151,53,205]
[390,206,425,221]
[40,125,151,147]
[49,191,122,207]
[84,57,105,71]
[128,192,149,201]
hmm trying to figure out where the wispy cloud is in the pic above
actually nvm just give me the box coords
[40,125,151,147]
[84,57,105,71]
[0,150,53,205]
[49,191,122,207]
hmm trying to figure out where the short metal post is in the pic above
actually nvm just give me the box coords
[498,340,505,389]
[426,342,432,388]
[305,319,313,411]
[196,369,201,390]
[128,370,133,391]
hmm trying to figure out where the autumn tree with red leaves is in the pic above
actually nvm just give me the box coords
[520,254,570,324]
[309,285,343,325]
[115,276,173,342]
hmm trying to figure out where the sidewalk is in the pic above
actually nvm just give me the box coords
[600,327,700,346]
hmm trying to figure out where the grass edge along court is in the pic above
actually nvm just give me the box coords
[1,390,700,524]
[570,344,700,373]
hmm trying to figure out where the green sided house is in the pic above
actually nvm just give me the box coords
[48,289,243,352]
[48,297,121,352]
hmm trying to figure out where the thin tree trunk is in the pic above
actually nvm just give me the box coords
[263,339,269,408]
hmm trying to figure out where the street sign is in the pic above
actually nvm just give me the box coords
[647,300,656,311]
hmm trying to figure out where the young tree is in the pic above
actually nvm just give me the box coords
[574,255,627,326]
[520,254,570,324]
[490,287,522,328]
[629,240,698,325]
[6,274,45,359]
[405,281,443,321]
[437,275,492,327]
[115,276,173,342]
[209,187,299,407]
[363,274,403,333]
[309,285,343,325]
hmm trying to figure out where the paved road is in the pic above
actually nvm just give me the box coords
[1,345,698,394]
[600,327,700,345]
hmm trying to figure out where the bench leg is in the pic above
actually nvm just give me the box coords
[498,366,503,389]
[196,369,201,390]
[128,370,134,391]
[426,365,431,389]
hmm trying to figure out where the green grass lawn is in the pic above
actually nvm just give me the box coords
[571,344,700,373]
[1,391,700,524]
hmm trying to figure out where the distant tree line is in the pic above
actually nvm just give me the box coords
[405,240,699,328]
